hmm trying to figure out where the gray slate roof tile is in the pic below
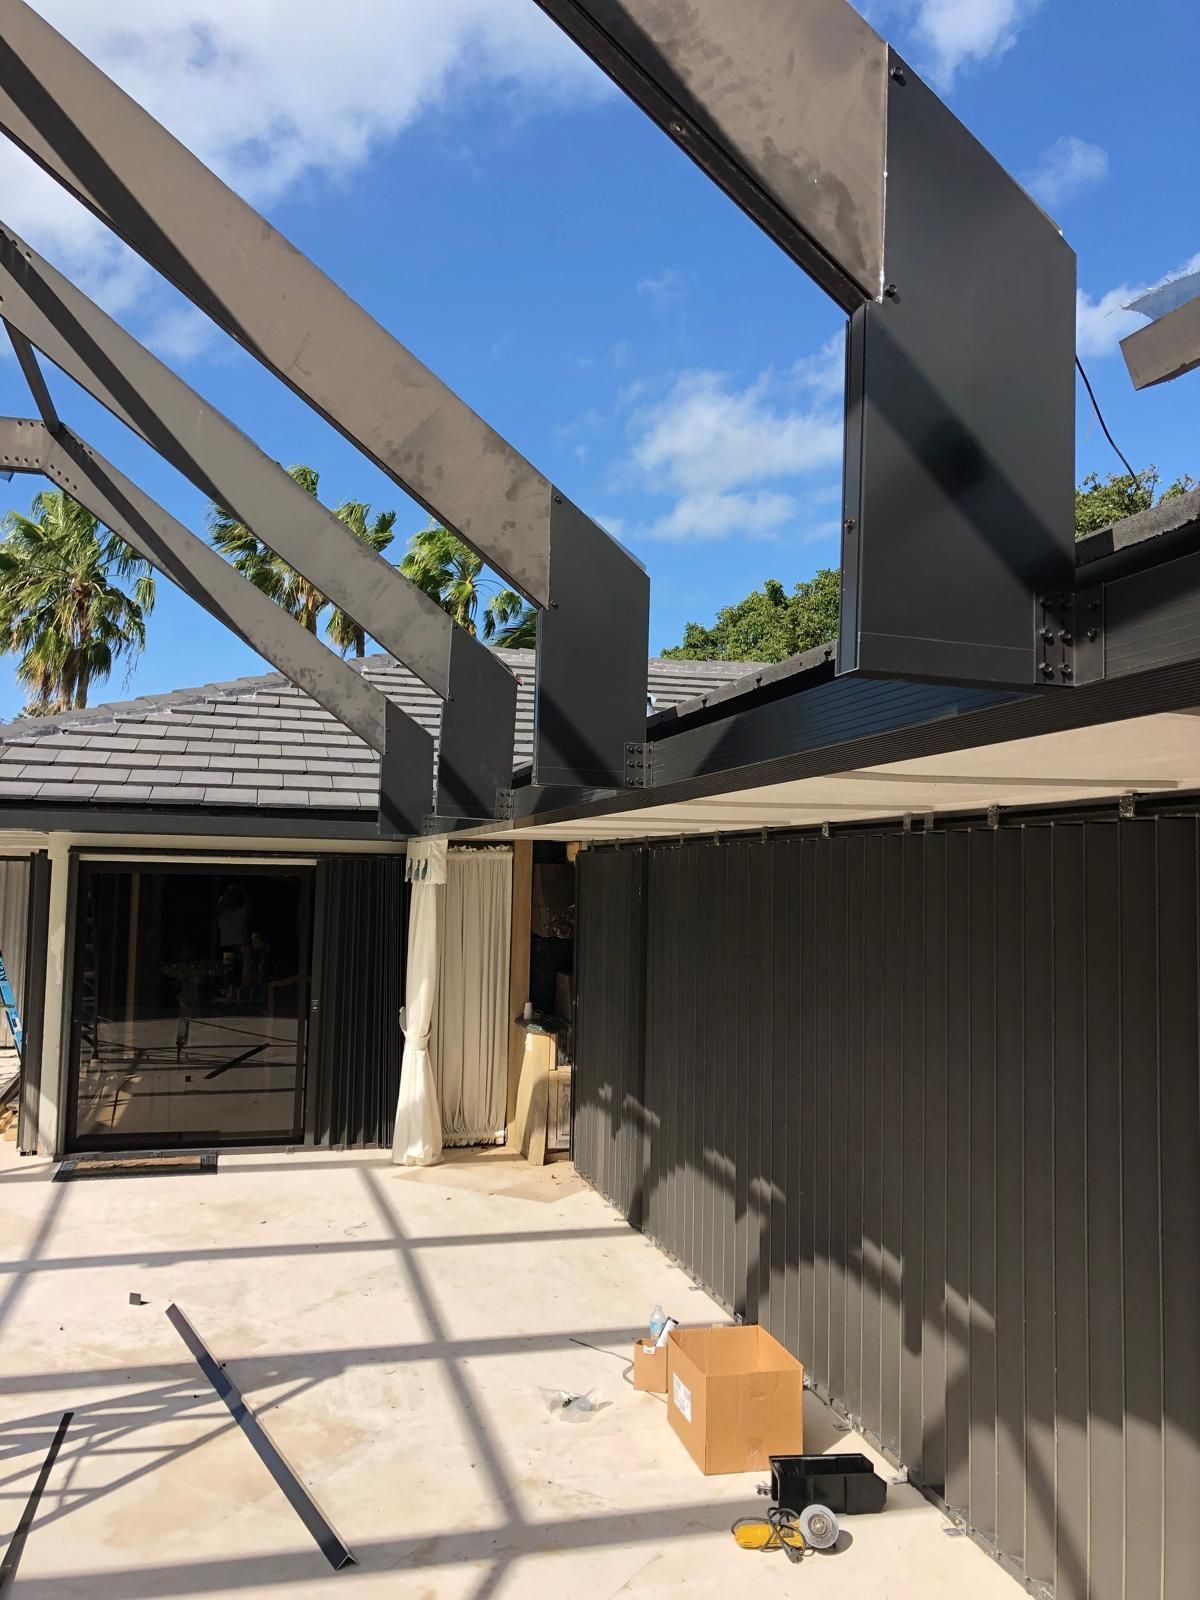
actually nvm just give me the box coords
[0,647,754,815]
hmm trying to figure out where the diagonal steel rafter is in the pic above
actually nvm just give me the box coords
[0,224,516,819]
[0,0,649,789]
[0,417,434,835]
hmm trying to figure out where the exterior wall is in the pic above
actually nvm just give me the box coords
[2,829,407,1156]
[573,820,1200,1600]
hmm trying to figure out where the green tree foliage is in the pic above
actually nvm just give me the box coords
[209,466,396,656]
[662,569,840,663]
[0,488,155,715]
[399,524,533,644]
[1074,467,1197,538]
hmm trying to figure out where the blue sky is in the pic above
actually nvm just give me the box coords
[0,0,1196,720]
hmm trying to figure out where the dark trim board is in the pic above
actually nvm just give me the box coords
[0,806,388,840]
[493,650,1200,836]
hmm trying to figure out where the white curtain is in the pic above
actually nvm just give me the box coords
[433,849,512,1145]
[392,840,446,1166]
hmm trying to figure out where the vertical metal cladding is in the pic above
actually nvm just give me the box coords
[308,856,406,1147]
[574,819,1200,1600]
[571,846,647,1222]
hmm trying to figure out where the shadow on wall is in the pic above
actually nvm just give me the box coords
[572,822,1200,1600]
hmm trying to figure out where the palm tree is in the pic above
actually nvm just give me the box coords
[0,489,155,715]
[491,600,538,649]
[209,466,396,654]
[326,502,397,658]
[399,524,531,642]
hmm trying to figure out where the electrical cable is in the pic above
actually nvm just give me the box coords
[1076,355,1140,481]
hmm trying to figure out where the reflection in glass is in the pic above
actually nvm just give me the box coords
[72,865,310,1146]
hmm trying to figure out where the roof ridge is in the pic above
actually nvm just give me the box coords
[0,646,745,744]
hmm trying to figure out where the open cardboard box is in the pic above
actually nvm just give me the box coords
[632,1338,668,1393]
[667,1324,804,1475]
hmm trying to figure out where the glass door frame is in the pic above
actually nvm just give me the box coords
[64,856,316,1151]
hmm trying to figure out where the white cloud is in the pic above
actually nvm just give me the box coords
[6,1,604,354]
[645,490,800,544]
[1077,252,1200,359]
[906,0,1041,87]
[791,333,845,403]
[637,268,684,309]
[628,360,842,543]
[633,370,841,497]
[1023,136,1108,210]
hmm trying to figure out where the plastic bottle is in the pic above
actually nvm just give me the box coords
[649,1304,666,1341]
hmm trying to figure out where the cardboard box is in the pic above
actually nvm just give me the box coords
[666,1324,804,1474]
[632,1338,668,1393]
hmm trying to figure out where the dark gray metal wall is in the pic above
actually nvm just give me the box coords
[572,846,648,1222]
[307,856,407,1147]
[573,820,1200,1600]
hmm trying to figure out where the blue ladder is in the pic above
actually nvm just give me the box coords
[0,954,22,1056]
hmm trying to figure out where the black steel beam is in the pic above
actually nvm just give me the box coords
[0,0,648,787]
[166,1303,355,1570]
[533,0,887,308]
[536,5,1076,693]
[0,1410,71,1594]
[0,418,434,834]
[0,226,516,817]
[840,53,1076,689]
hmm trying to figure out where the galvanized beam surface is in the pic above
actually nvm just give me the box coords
[0,224,517,818]
[839,54,1076,688]
[0,0,647,793]
[3,317,58,431]
[1121,293,1200,390]
[534,0,888,307]
[0,418,435,835]
[0,0,555,601]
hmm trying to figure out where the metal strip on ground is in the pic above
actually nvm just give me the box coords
[164,1303,356,1571]
[0,1411,72,1596]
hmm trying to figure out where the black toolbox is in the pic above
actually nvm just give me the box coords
[769,1453,888,1515]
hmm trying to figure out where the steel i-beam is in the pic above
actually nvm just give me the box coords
[0,225,514,819]
[0,0,649,787]
[0,417,433,835]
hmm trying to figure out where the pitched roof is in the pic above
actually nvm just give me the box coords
[0,649,755,813]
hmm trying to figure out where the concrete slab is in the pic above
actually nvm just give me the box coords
[0,1144,1019,1598]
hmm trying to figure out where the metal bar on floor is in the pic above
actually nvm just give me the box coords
[165,1302,356,1571]
[0,1411,72,1596]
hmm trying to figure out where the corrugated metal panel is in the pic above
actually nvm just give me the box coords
[572,847,646,1221]
[307,856,406,1147]
[574,819,1200,1600]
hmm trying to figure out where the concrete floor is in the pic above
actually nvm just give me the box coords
[0,1143,1020,1599]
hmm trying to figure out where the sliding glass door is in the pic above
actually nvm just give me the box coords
[68,862,313,1149]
